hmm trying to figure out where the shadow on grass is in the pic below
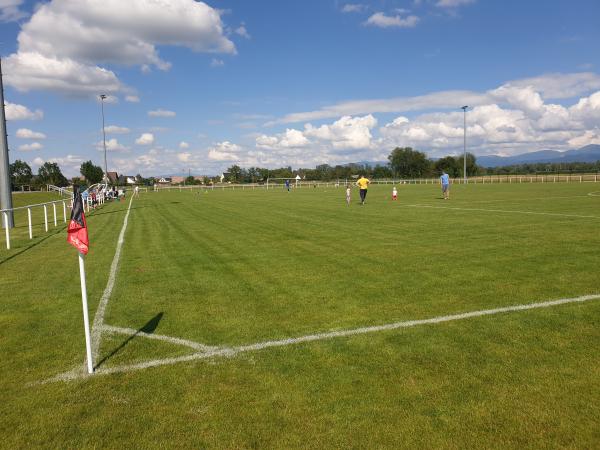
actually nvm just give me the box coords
[95,312,164,370]
[0,226,66,266]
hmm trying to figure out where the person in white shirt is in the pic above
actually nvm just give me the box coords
[346,186,351,206]
[392,186,398,201]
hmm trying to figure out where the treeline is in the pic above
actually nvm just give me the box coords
[222,147,480,183]
[483,160,600,175]
[10,147,600,189]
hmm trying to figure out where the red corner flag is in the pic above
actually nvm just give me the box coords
[67,187,89,255]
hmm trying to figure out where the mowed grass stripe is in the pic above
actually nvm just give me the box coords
[105,184,599,349]
[1,184,599,448]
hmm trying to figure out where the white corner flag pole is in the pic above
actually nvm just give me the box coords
[78,252,94,374]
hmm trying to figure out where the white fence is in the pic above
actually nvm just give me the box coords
[153,173,600,192]
[1,190,111,250]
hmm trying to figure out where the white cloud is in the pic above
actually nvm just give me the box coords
[125,95,140,103]
[500,72,600,100]
[304,115,377,149]
[436,0,475,7]
[95,138,129,152]
[568,130,600,148]
[256,128,310,150]
[179,141,190,149]
[177,152,192,162]
[32,156,45,166]
[210,58,225,67]
[5,102,44,120]
[135,133,155,145]
[207,141,242,161]
[377,88,600,157]
[235,24,250,39]
[0,0,27,22]
[18,142,43,151]
[4,0,236,96]
[104,125,131,134]
[272,72,600,125]
[16,128,46,139]
[342,4,367,13]
[148,109,176,117]
[364,12,419,28]
[5,51,124,96]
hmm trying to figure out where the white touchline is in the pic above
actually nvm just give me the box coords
[44,293,600,383]
[405,204,600,219]
[588,191,600,197]
[451,194,591,204]
[90,196,135,363]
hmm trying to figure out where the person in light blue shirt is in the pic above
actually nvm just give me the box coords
[440,171,450,200]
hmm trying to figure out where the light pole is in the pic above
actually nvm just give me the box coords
[100,94,108,182]
[461,105,468,184]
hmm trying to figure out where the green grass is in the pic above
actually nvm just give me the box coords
[1,183,599,448]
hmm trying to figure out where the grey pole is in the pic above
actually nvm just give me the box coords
[0,57,14,228]
[100,94,108,182]
[461,105,468,184]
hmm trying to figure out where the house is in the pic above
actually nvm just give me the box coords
[156,177,172,185]
[118,175,137,185]
[106,171,119,184]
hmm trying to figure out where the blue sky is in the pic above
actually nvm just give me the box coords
[2,0,600,177]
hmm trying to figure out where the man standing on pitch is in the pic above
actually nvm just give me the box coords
[440,170,450,200]
[356,175,370,205]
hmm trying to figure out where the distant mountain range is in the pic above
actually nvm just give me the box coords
[350,145,600,168]
[476,144,600,167]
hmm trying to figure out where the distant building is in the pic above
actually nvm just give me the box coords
[118,175,137,185]
[156,177,172,185]
[106,171,119,184]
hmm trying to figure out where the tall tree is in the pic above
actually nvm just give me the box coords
[227,165,242,182]
[456,152,479,177]
[80,160,104,184]
[388,147,432,178]
[9,159,33,187]
[38,162,68,187]
[434,156,460,178]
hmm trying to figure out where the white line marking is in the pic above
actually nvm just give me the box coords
[404,204,600,219]
[101,325,219,352]
[90,196,135,363]
[588,191,600,197]
[451,194,591,204]
[44,293,600,383]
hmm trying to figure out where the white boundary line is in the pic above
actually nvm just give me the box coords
[588,191,600,197]
[449,194,591,204]
[45,293,600,383]
[404,204,600,219]
[90,196,134,363]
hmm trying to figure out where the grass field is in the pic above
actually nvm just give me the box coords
[1,183,599,448]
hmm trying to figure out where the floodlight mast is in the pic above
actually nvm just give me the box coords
[100,94,108,183]
[0,56,14,228]
[461,105,469,185]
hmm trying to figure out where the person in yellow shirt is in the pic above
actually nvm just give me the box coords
[356,175,370,205]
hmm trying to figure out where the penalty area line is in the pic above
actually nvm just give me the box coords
[44,293,600,383]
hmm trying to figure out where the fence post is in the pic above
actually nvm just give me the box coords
[63,201,67,222]
[28,207,33,239]
[43,205,48,232]
[4,211,10,250]
[53,203,57,227]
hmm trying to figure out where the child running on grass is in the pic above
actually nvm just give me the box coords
[392,186,398,201]
[346,185,351,206]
